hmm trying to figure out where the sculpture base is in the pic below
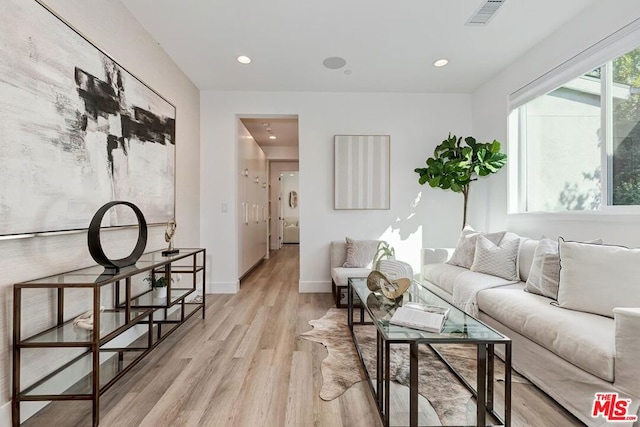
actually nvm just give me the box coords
[162,249,179,256]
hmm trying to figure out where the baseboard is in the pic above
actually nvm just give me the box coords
[0,400,11,426]
[299,280,331,293]
[207,281,239,294]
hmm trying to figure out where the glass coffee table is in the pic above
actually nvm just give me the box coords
[348,277,512,427]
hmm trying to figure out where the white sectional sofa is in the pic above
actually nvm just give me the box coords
[421,235,640,426]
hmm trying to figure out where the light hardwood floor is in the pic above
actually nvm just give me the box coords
[24,245,582,426]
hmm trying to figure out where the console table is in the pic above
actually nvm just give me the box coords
[348,277,512,427]
[12,248,206,426]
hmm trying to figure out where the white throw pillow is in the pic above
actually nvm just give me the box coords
[526,237,603,300]
[557,239,640,318]
[448,225,506,269]
[343,237,379,268]
[470,232,520,281]
[525,238,560,299]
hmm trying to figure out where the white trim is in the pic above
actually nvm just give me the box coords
[509,17,640,109]
[207,281,239,294]
[508,210,640,224]
[602,62,613,206]
[0,401,11,426]
[299,280,331,293]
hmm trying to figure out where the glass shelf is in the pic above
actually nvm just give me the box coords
[13,247,206,426]
[16,248,205,287]
[23,345,147,397]
[162,302,201,322]
[21,309,152,346]
[128,288,194,309]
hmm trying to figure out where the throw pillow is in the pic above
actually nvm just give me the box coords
[470,232,520,281]
[525,237,603,300]
[448,225,506,269]
[525,238,560,299]
[557,239,640,318]
[343,237,379,268]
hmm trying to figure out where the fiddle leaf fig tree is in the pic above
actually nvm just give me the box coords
[414,134,507,229]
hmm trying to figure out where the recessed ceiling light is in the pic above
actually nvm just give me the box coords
[237,55,251,64]
[262,122,270,127]
[269,135,277,140]
[433,59,449,67]
[323,57,347,70]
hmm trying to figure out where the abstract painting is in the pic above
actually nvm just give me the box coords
[334,135,390,210]
[0,0,175,236]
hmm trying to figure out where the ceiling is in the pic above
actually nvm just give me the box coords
[240,117,299,147]
[122,0,598,93]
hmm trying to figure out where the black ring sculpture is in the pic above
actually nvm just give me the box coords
[88,201,147,270]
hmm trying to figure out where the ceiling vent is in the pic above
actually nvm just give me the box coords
[466,0,506,26]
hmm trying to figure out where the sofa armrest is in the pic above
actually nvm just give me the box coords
[421,248,455,265]
[330,241,348,268]
[613,307,640,396]
[420,248,455,281]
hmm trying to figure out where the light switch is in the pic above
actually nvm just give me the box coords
[221,202,228,213]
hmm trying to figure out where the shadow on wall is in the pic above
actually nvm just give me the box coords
[372,189,468,273]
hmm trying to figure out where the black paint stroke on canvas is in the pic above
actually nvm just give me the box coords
[73,58,175,175]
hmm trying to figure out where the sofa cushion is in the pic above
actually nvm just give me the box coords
[525,238,560,299]
[477,286,615,382]
[448,225,506,269]
[423,263,517,315]
[558,239,640,318]
[470,233,520,281]
[422,263,469,296]
[331,267,372,286]
[343,237,379,268]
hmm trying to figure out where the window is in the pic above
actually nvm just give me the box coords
[510,47,640,213]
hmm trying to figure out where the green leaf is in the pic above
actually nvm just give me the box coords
[490,140,501,153]
[428,176,441,187]
[419,175,429,185]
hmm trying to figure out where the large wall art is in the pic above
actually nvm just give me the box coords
[0,0,176,236]
[334,135,390,210]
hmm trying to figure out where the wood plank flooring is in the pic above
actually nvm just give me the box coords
[23,245,582,426]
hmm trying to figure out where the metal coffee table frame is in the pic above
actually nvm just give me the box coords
[347,278,512,427]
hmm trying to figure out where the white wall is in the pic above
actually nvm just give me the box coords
[237,121,268,280]
[201,92,472,293]
[0,0,200,422]
[472,0,640,245]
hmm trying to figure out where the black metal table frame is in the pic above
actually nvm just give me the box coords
[12,248,206,427]
[347,280,512,427]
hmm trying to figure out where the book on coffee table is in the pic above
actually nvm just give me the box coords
[389,302,450,333]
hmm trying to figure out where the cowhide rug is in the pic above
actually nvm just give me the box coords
[300,308,518,426]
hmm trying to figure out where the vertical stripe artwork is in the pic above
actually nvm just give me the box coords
[334,135,390,209]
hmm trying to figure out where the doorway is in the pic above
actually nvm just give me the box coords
[280,171,299,245]
[238,116,299,253]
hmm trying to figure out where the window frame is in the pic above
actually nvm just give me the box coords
[508,20,640,216]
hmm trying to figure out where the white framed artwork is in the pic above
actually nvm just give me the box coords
[334,135,390,210]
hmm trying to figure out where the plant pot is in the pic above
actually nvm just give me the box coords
[152,286,167,299]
